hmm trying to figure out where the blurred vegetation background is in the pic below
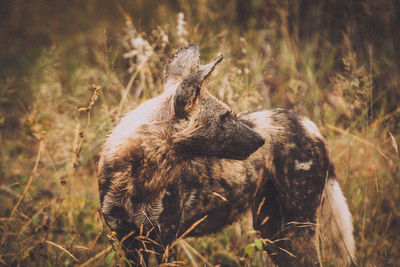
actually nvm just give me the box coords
[0,0,399,266]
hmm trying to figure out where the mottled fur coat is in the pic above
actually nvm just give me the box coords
[98,45,355,266]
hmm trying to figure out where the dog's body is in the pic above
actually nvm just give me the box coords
[98,45,355,266]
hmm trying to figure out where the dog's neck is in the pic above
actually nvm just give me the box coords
[135,123,188,201]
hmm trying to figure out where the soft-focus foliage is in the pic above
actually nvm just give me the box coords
[0,1,399,266]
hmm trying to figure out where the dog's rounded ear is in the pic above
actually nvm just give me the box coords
[173,54,223,119]
[166,45,223,118]
[165,44,200,83]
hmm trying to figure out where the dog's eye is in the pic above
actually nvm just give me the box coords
[220,111,231,121]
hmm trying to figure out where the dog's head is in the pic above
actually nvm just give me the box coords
[165,45,264,160]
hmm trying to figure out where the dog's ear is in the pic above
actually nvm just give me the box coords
[165,44,200,84]
[173,52,223,119]
[196,54,223,81]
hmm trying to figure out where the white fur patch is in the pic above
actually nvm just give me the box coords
[244,110,285,134]
[318,179,356,265]
[102,192,114,216]
[301,117,323,139]
[103,93,173,157]
[164,80,181,94]
[294,159,313,171]
[129,194,164,227]
[184,190,197,211]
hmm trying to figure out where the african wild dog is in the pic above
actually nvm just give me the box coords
[98,45,355,266]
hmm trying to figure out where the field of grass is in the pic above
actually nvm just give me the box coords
[0,1,399,266]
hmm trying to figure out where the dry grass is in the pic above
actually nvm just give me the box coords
[0,1,399,266]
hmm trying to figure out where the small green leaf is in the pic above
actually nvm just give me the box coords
[245,244,255,257]
[106,251,115,264]
[255,238,263,250]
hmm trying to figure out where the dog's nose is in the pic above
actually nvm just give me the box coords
[255,134,265,147]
